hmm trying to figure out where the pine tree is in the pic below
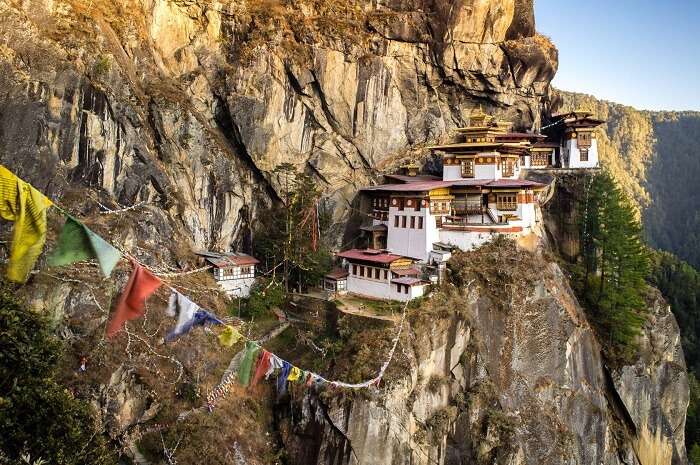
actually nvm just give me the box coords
[255,164,332,294]
[579,170,650,357]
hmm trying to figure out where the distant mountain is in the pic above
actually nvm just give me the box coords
[554,91,700,270]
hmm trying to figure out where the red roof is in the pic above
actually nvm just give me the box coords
[361,180,454,192]
[325,269,349,280]
[532,141,559,148]
[392,267,421,277]
[361,178,546,193]
[384,174,441,183]
[197,252,260,268]
[481,179,545,188]
[336,249,407,264]
[391,277,429,286]
[495,132,546,140]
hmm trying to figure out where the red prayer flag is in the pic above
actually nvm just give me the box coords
[106,259,162,338]
[251,350,272,387]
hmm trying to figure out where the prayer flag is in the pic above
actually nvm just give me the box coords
[218,325,243,347]
[265,354,284,379]
[251,350,272,387]
[0,165,53,283]
[287,366,301,382]
[47,215,121,277]
[166,291,206,342]
[277,361,292,395]
[238,341,261,386]
[106,259,161,338]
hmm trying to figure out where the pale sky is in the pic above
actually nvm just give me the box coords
[535,0,700,111]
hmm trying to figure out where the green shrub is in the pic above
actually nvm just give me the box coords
[0,284,115,465]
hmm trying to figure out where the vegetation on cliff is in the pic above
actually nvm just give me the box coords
[575,170,650,360]
[0,284,115,465]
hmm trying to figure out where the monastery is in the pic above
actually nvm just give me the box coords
[332,109,605,302]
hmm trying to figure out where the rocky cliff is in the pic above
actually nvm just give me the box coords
[280,239,688,465]
[0,0,556,254]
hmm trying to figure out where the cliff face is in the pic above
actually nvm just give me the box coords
[0,0,556,254]
[282,240,688,465]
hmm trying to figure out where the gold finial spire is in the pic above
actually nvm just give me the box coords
[469,105,492,127]
[401,160,420,177]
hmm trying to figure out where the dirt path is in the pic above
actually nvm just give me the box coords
[334,296,399,322]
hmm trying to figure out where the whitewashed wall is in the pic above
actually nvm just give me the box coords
[564,138,599,168]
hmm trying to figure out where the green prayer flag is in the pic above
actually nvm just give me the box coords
[238,341,261,386]
[47,215,121,277]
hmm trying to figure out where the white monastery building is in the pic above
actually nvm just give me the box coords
[196,251,259,298]
[336,108,605,302]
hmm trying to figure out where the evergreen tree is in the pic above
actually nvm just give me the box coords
[0,284,115,464]
[578,170,650,357]
[255,164,332,294]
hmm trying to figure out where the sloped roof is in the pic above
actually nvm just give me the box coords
[383,174,441,183]
[362,178,546,192]
[325,269,349,280]
[391,277,429,286]
[392,267,421,277]
[360,224,388,232]
[196,251,260,268]
[336,249,407,264]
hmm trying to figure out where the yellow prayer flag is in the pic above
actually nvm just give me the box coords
[0,166,53,283]
[218,325,242,347]
[287,366,301,382]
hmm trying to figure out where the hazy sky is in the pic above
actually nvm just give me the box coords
[535,0,700,111]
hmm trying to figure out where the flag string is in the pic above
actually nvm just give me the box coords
[0,165,410,401]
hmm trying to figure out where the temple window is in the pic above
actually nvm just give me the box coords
[402,216,407,228]
[410,216,415,229]
[580,149,589,161]
[497,194,517,211]
[394,215,399,227]
[502,160,515,177]
[461,160,474,178]
[418,217,424,229]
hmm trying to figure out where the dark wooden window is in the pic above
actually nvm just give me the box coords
[410,216,415,229]
[352,264,357,275]
[418,217,424,229]
[394,215,399,227]
[502,160,515,177]
[402,216,407,228]
[383,270,388,280]
[497,194,517,211]
[580,149,589,161]
[404,285,409,294]
[374,268,380,279]
[461,160,474,178]
[359,266,365,277]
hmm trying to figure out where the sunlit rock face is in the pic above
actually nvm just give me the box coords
[282,238,688,465]
[0,0,556,252]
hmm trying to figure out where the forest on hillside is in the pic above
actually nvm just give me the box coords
[646,113,700,270]
[551,97,700,460]
[555,91,700,270]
